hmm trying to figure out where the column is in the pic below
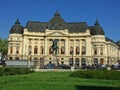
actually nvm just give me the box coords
[65,38,69,56]
[73,40,75,55]
[44,37,48,55]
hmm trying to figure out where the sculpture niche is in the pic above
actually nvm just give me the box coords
[52,39,59,55]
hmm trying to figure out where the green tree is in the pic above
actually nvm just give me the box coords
[0,38,8,54]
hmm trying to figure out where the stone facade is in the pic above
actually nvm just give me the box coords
[7,11,120,68]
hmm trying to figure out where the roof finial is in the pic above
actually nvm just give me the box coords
[15,17,20,24]
[54,10,60,17]
[94,18,100,26]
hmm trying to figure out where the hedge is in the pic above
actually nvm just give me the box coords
[0,67,34,76]
[69,70,120,80]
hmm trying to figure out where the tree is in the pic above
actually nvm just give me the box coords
[0,38,8,54]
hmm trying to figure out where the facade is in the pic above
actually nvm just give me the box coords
[7,11,120,68]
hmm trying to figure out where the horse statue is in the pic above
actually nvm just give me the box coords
[52,39,59,54]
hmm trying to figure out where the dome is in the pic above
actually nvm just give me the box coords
[10,19,24,34]
[48,11,66,30]
[90,20,105,35]
[116,40,120,47]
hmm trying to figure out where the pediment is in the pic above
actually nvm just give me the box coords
[47,31,67,36]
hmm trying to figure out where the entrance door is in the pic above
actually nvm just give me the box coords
[94,58,98,65]
[81,58,86,66]
[100,58,104,64]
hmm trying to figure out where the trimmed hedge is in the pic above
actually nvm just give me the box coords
[69,70,120,80]
[0,67,34,76]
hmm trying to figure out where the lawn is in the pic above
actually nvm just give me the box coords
[0,71,120,90]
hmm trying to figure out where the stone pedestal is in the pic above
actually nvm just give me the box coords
[107,66,111,70]
[71,66,75,71]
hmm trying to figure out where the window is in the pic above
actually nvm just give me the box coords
[49,46,52,54]
[70,46,74,54]
[94,48,97,55]
[100,46,103,55]
[61,46,65,54]
[93,45,97,55]
[40,46,44,54]
[81,58,86,66]
[82,46,86,55]
[75,58,79,66]
[34,46,38,54]
[69,58,73,66]
[94,58,98,65]
[28,46,32,55]
[76,46,79,55]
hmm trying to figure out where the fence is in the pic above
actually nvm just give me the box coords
[5,60,35,68]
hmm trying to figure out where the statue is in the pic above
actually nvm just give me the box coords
[52,39,59,54]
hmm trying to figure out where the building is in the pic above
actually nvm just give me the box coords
[7,11,120,68]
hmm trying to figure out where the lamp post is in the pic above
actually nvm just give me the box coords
[28,51,31,68]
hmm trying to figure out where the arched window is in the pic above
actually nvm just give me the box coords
[100,47,103,55]
[94,58,98,65]
[34,46,38,54]
[93,45,97,55]
[16,47,19,54]
[70,46,74,54]
[28,45,32,55]
[40,46,44,54]
[81,58,86,66]
[76,46,79,55]
[61,46,65,54]
[49,46,52,54]
[94,48,97,55]
[82,46,86,55]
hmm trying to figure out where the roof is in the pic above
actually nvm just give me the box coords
[89,20,105,35]
[10,19,24,34]
[10,11,105,35]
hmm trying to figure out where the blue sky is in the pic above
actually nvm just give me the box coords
[0,0,120,42]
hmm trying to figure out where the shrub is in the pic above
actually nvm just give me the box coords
[0,67,34,76]
[69,70,120,80]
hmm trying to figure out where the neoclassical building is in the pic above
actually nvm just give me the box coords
[7,11,120,68]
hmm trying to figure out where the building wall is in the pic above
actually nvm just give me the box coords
[7,28,120,67]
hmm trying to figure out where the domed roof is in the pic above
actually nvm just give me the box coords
[116,40,120,47]
[48,11,66,30]
[90,20,105,35]
[10,19,24,34]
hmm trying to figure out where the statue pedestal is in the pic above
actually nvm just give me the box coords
[71,66,75,71]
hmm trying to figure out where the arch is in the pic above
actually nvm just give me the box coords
[61,46,65,54]
[100,58,104,64]
[100,46,103,55]
[82,46,86,55]
[70,46,74,54]
[94,58,98,65]
[40,46,44,54]
[94,48,97,55]
[49,46,52,54]
[28,45,32,54]
[34,46,38,54]
[81,58,86,66]
[76,46,79,55]
[75,58,79,66]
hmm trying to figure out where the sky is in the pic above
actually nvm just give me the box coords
[0,0,120,42]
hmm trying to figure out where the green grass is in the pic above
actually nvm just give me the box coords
[0,71,120,90]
